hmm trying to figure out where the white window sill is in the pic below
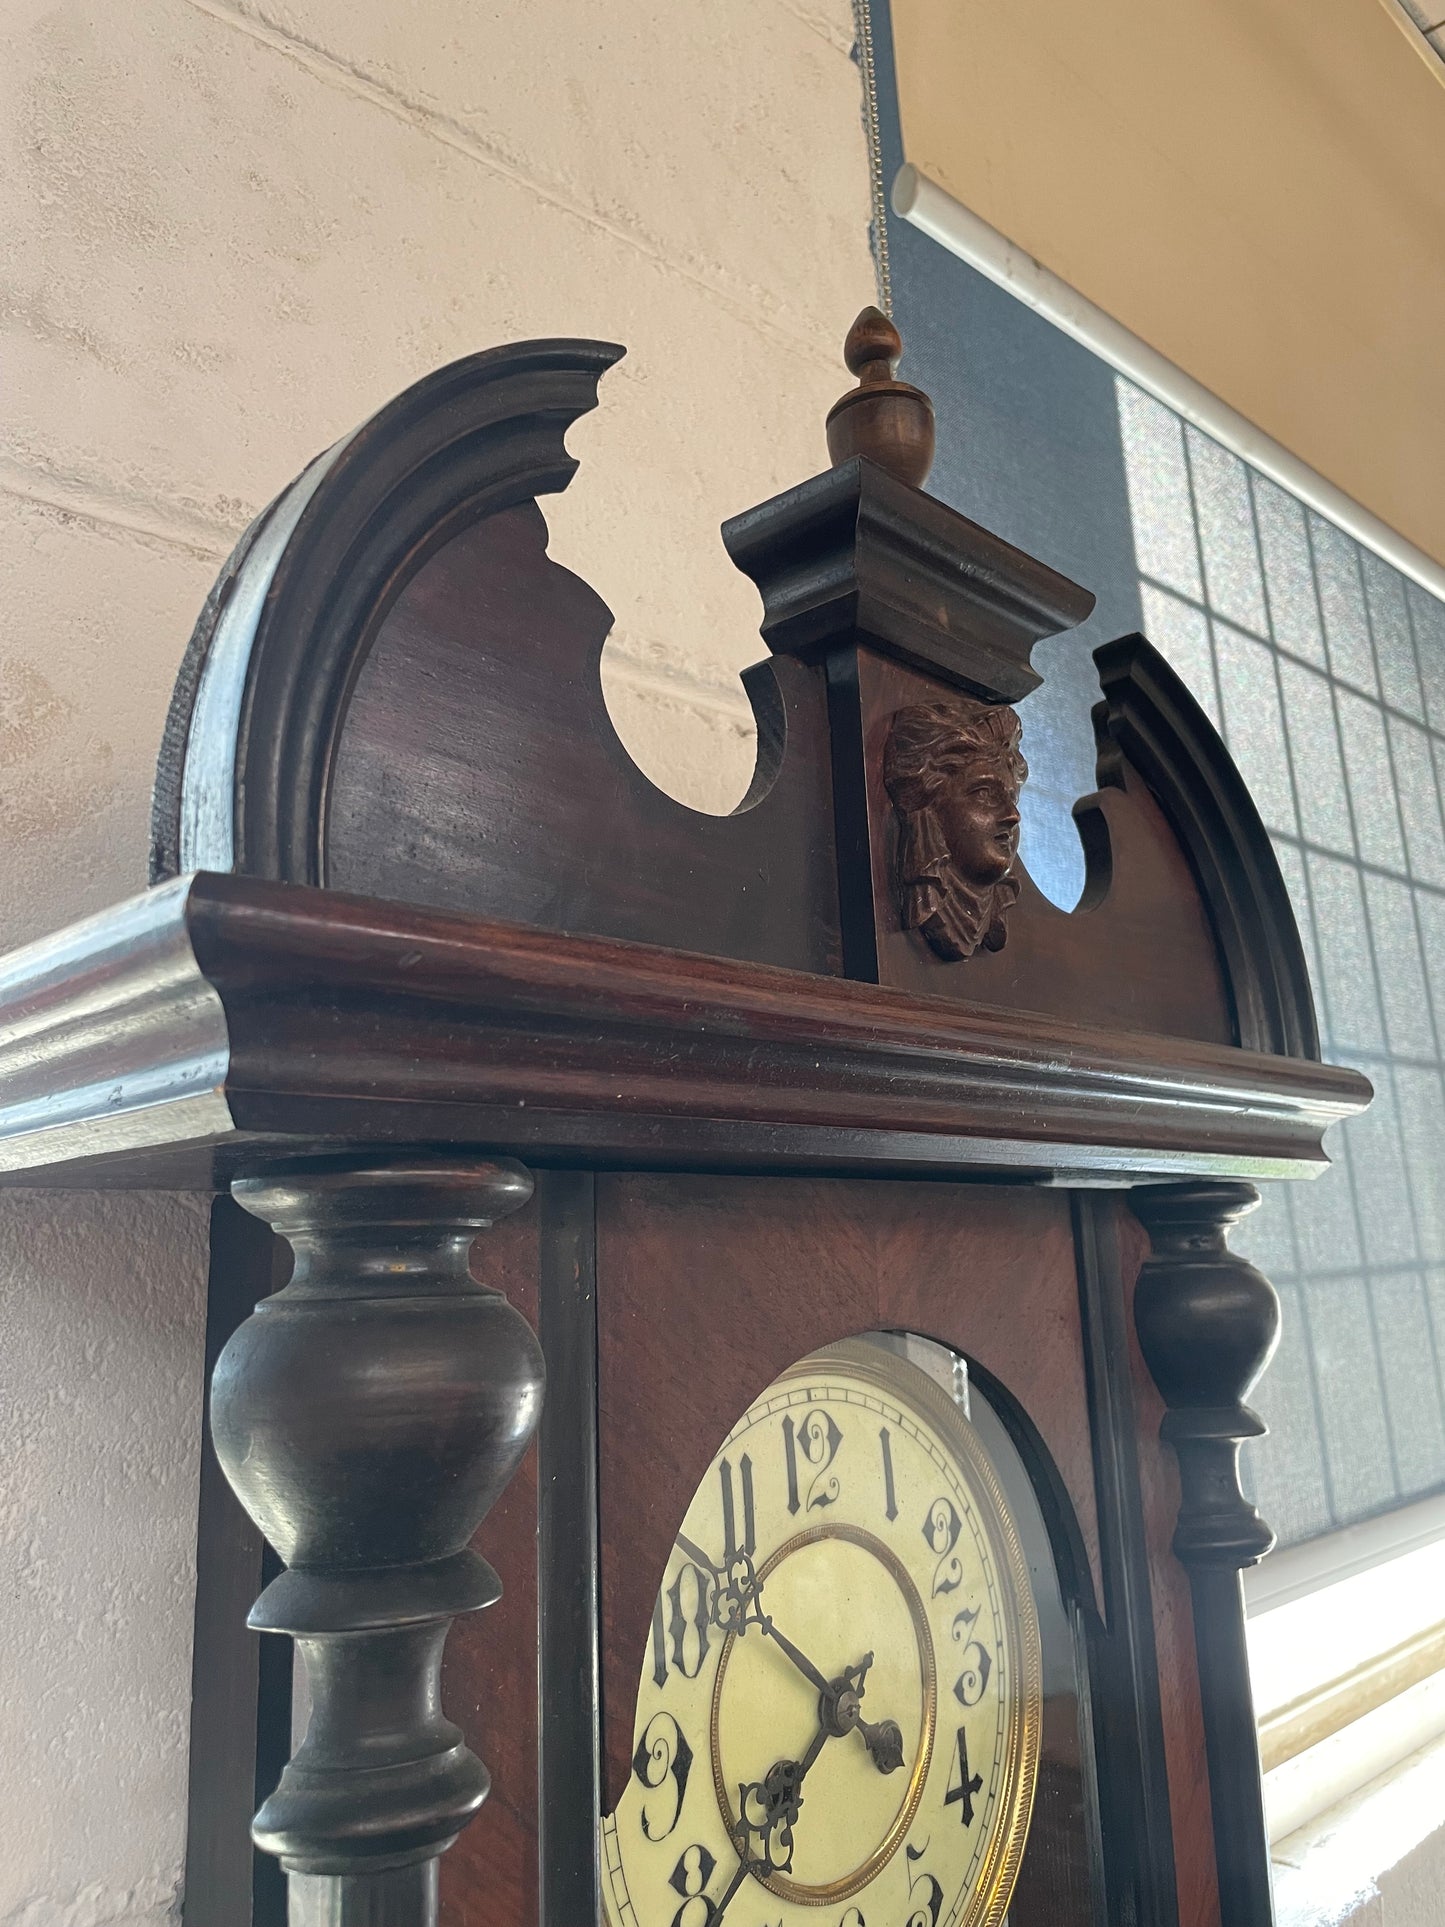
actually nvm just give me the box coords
[1271,1729,1445,1927]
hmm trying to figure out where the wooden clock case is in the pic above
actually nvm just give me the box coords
[0,330,1370,1927]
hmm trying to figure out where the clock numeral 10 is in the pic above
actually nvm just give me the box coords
[652,1456,756,1688]
[944,1724,984,1827]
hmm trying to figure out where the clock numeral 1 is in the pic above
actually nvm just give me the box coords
[944,1724,984,1827]
[879,1426,899,1522]
[719,1453,755,1562]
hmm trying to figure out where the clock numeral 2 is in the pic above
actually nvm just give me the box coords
[922,1496,963,1597]
[944,1724,984,1827]
[782,1408,843,1515]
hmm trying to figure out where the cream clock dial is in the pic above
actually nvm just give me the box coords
[602,1339,1042,1927]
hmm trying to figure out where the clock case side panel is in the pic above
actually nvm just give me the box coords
[590,1173,1188,1927]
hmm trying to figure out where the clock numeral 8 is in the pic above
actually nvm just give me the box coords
[667,1844,716,1927]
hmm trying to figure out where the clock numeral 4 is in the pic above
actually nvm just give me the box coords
[782,1409,843,1515]
[944,1724,984,1827]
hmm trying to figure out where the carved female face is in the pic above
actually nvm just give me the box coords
[935,764,1021,887]
[882,697,1028,963]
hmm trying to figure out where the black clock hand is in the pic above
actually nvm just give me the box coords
[764,1634,907,1776]
[761,1617,834,1698]
[675,1531,765,1635]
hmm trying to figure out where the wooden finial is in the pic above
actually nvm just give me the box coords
[825,305,935,487]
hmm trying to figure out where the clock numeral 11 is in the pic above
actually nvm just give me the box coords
[719,1453,755,1564]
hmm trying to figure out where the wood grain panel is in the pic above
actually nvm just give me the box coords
[594,1173,1101,1813]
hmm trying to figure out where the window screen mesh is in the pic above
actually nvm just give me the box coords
[1101,382,1445,1546]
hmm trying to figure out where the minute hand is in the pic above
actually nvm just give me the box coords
[763,1619,834,1698]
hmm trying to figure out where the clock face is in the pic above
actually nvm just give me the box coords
[602,1338,1042,1927]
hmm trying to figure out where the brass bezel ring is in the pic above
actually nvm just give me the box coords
[791,1339,1043,1927]
[709,1520,937,1906]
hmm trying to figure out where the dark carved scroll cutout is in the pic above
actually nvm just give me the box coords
[1093,635,1320,1060]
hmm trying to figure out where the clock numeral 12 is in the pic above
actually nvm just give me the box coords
[782,1408,844,1515]
[944,1724,984,1827]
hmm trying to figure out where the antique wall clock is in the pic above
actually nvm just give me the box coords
[0,310,1371,1927]
[603,1338,1041,1927]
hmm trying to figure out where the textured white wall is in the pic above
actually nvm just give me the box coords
[0,1,871,1918]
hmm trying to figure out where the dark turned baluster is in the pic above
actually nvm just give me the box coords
[208,1160,545,1927]
[1131,1180,1280,1927]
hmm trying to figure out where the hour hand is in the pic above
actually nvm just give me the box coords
[857,1714,905,1773]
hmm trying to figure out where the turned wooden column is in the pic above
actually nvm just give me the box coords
[1131,1180,1280,1927]
[208,1160,545,1927]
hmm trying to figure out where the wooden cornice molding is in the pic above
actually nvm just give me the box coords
[0,871,1370,1189]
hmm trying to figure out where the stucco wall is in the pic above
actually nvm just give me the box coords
[0,3,872,1918]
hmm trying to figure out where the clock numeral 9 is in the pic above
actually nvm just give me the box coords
[922,1496,964,1597]
[944,1724,984,1826]
[950,1603,993,1707]
[633,1711,693,1842]
[782,1409,844,1514]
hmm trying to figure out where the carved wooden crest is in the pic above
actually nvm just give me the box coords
[882,696,1026,960]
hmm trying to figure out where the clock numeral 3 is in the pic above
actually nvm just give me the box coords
[782,1408,843,1515]
[633,1711,693,1842]
[922,1496,964,1597]
[950,1604,993,1707]
[944,1724,984,1827]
